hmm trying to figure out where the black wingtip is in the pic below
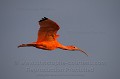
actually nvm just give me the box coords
[39,17,48,22]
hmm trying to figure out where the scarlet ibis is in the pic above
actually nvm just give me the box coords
[18,17,88,56]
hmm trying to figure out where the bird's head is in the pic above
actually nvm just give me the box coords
[67,45,88,56]
[66,45,80,50]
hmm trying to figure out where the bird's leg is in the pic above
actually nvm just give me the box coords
[18,43,36,48]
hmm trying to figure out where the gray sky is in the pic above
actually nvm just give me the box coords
[0,0,120,79]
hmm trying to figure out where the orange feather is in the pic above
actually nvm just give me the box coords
[18,17,88,56]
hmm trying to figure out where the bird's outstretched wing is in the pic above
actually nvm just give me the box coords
[36,17,60,42]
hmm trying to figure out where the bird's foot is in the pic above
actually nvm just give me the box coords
[18,43,37,48]
[18,44,27,48]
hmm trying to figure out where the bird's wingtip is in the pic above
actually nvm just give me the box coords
[39,17,48,22]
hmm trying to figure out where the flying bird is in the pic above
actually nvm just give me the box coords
[18,17,88,56]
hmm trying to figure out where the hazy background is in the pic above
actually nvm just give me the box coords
[0,0,120,79]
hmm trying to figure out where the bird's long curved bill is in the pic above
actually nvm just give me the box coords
[78,49,88,56]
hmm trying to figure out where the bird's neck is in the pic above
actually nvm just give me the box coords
[57,43,72,50]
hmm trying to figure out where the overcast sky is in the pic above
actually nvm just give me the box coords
[0,0,120,79]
